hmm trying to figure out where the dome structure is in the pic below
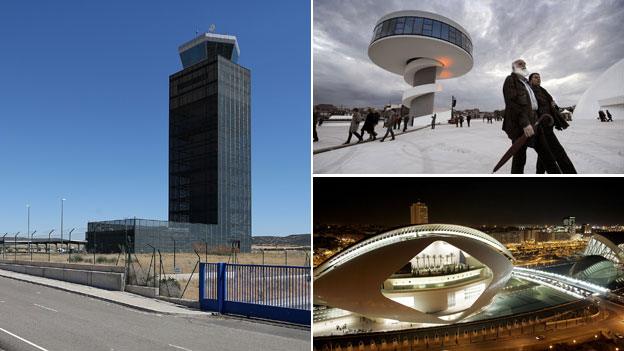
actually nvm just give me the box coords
[573,58,624,120]
[368,11,473,119]
[313,224,513,324]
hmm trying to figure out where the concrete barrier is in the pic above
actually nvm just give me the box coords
[125,285,159,298]
[0,259,124,273]
[0,262,124,291]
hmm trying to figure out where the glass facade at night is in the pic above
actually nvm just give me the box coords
[371,16,473,56]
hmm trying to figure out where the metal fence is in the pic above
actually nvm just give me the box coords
[199,262,311,325]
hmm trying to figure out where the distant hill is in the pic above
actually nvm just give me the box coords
[252,234,310,247]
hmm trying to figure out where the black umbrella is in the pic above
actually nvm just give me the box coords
[492,114,551,173]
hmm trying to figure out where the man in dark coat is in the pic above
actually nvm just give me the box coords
[361,108,379,140]
[502,59,561,173]
[606,110,613,122]
[431,113,437,130]
[529,73,576,174]
[402,114,410,132]
[598,110,607,122]
[313,111,319,142]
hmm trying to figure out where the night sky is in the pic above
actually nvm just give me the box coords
[314,178,624,226]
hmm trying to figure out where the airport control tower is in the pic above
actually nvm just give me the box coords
[169,32,251,251]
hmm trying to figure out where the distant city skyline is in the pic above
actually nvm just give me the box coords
[314,178,624,226]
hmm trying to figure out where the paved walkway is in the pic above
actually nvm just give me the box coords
[0,268,206,315]
[314,119,624,174]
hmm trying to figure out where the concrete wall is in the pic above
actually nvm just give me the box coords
[0,261,124,291]
[0,259,125,273]
[125,284,159,298]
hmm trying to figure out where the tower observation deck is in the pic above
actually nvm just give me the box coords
[368,10,473,119]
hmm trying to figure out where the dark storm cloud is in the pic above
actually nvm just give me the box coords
[313,0,624,110]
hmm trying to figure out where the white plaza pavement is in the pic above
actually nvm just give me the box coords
[313,118,624,174]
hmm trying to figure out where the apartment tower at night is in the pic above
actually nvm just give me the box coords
[169,32,251,250]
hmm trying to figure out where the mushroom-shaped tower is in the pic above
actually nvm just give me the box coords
[368,11,474,119]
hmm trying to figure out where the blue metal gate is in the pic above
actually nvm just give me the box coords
[199,262,310,325]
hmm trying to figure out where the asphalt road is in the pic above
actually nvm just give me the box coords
[0,276,310,351]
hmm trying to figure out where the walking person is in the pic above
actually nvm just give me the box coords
[599,110,607,122]
[501,59,561,174]
[467,114,471,127]
[606,110,613,122]
[431,113,437,130]
[459,115,464,127]
[380,110,397,142]
[402,114,410,132]
[393,110,401,130]
[529,73,576,174]
[361,108,378,140]
[313,111,319,142]
[343,108,363,145]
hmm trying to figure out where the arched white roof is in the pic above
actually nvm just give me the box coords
[574,58,624,119]
[316,224,512,278]
[314,224,514,324]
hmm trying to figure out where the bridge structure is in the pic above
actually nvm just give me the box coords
[512,266,610,299]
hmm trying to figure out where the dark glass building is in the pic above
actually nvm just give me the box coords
[86,33,251,253]
[169,32,251,251]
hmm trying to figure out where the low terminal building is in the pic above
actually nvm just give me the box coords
[85,218,251,254]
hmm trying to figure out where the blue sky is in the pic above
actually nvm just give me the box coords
[0,1,311,238]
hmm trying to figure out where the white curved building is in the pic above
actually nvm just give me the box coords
[368,11,473,119]
[583,233,624,265]
[574,58,624,120]
[314,224,513,324]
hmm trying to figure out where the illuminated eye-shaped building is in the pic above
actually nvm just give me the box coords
[368,11,474,119]
[314,224,513,324]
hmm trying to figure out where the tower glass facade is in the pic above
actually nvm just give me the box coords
[168,33,251,251]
